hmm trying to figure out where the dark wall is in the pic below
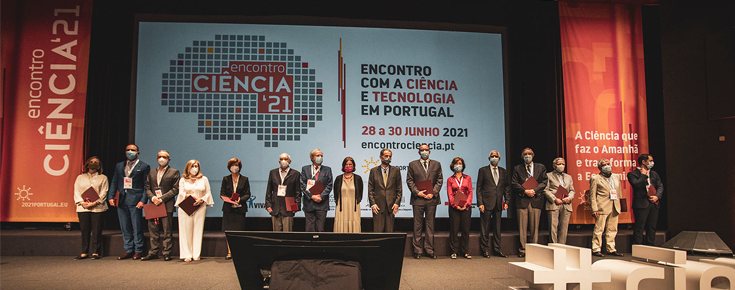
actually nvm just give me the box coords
[660,0,735,249]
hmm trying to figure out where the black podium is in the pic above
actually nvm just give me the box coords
[226,231,406,290]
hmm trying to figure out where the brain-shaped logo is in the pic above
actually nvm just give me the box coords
[161,34,323,147]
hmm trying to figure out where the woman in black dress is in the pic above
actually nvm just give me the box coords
[220,158,251,260]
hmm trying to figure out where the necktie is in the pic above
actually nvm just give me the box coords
[493,167,499,184]
[527,164,532,178]
[423,160,428,170]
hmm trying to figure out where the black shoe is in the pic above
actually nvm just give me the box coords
[483,252,491,258]
[141,255,158,261]
[592,251,605,257]
[608,251,624,257]
[163,255,171,261]
[494,251,508,258]
[414,254,421,259]
[225,254,232,260]
[91,254,100,260]
[451,254,457,259]
[429,254,437,259]
[74,254,88,260]
[464,254,472,259]
[518,253,526,258]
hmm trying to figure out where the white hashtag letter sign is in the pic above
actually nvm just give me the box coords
[508,243,610,290]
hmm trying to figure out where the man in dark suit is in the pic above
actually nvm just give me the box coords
[368,148,403,233]
[406,144,443,259]
[142,150,180,261]
[108,144,151,260]
[300,149,333,232]
[265,153,302,232]
[627,154,664,245]
[511,147,547,257]
[476,150,511,258]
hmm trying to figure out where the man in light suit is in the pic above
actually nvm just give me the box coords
[300,149,333,232]
[476,150,511,258]
[628,154,664,246]
[142,150,180,261]
[368,148,403,233]
[590,158,623,257]
[108,144,151,260]
[544,157,575,245]
[406,144,443,259]
[511,147,548,257]
[265,153,302,232]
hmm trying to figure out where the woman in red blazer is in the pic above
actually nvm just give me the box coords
[447,157,473,259]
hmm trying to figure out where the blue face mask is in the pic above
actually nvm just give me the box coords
[126,151,137,160]
[523,155,533,163]
[602,165,612,174]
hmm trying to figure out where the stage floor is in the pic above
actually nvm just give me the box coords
[1,254,639,289]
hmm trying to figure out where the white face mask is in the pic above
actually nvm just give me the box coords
[189,167,199,176]
[230,166,239,174]
[280,160,289,169]
[157,158,168,167]
[555,165,565,173]
[314,156,323,165]
[646,161,654,169]
[453,165,464,172]
[420,151,430,159]
[490,157,499,166]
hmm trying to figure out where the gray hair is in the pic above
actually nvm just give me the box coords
[552,157,564,167]
[520,147,533,157]
[597,158,610,170]
[310,148,322,160]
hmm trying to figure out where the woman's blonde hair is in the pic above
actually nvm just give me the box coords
[183,159,203,179]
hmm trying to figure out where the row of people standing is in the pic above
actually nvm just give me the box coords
[73,144,663,261]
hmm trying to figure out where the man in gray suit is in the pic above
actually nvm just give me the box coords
[544,157,575,245]
[590,158,623,257]
[142,150,180,261]
[476,150,511,258]
[368,148,403,233]
[406,144,443,259]
[300,149,333,232]
[511,147,548,257]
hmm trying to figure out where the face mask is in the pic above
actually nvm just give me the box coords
[314,156,323,165]
[523,155,533,163]
[453,165,463,172]
[230,166,239,174]
[420,151,430,159]
[646,161,654,169]
[87,162,100,170]
[382,157,391,165]
[490,157,499,166]
[555,165,565,173]
[280,160,289,169]
[189,167,199,175]
[126,151,137,160]
[158,158,168,167]
[344,165,354,173]
[602,165,612,174]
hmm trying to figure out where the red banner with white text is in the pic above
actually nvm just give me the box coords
[1,0,93,222]
[559,2,649,224]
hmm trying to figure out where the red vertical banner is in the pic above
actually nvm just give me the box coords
[559,2,649,224]
[0,0,93,222]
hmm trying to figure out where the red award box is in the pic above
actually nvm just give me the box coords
[231,192,240,202]
[308,181,325,196]
[415,179,433,194]
[285,197,299,212]
[178,195,201,216]
[555,186,569,199]
[143,203,167,219]
[522,176,539,190]
[81,187,99,203]
[451,191,468,206]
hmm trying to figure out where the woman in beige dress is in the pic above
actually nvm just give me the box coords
[333,157,363,233]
